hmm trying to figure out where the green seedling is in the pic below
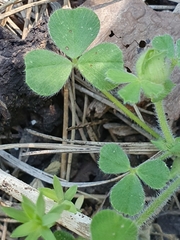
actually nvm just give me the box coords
[39,175,79,213]
[1,192,70,240]
[1,176,79,240]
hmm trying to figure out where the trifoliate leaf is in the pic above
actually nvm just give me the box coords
[110,174,145,215]
[136,159,170,189]
[91,209,138,240]
[152,34,175,58]
[99,144,130,174]
[77,43,123,91]
[49,8,100,59]
[25,50,72,96]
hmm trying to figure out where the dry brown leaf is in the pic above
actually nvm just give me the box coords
[83,0,180,126]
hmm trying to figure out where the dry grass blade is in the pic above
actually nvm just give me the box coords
[0,0,52,20]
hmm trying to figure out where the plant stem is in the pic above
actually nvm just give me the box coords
[154,101,174,143]
[135,174,180,227]
[102,90,160,139]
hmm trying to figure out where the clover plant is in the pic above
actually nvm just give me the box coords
[3,6,180,240]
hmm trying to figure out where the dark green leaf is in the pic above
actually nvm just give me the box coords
[77,43,123,91]
[91,209,138,240]
[136,160,170,189]
[99,144,130,174]
[110,174,145,215]
[25,50,72,96]
[54,230,75,240]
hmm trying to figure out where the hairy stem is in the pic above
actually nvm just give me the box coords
[135,174,180,227]
[154,101,174,143]
[102,90,160,139]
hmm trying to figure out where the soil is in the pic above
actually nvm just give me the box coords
[0,0,180,239]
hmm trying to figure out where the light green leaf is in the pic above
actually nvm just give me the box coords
[99,144,130,174]
[106,69,138,84]
[110,174,145,215]
[137,49,171,84]
[42,213,59,227]
[75,195,84,210]
[77,43,123,91]
[11,220,39,237]
[150,79,175,102]
[142,81,163,100]
[136,159,170,189]
[118,81,141,104]
[41,227,57,240]
[36,192,45,218]
[152,34,175,58]
[62,200,77,213]
[25,49,72,96]
[91,210,138,240]
[49,8,100,59]
[53,175,64,202]
[25,230,41,240]
[21,195,36,219]
[1,207,28,223]
[39,188,58,202]
[64,185,77,201]
[176,39,180,60]
[49,202,70,215]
